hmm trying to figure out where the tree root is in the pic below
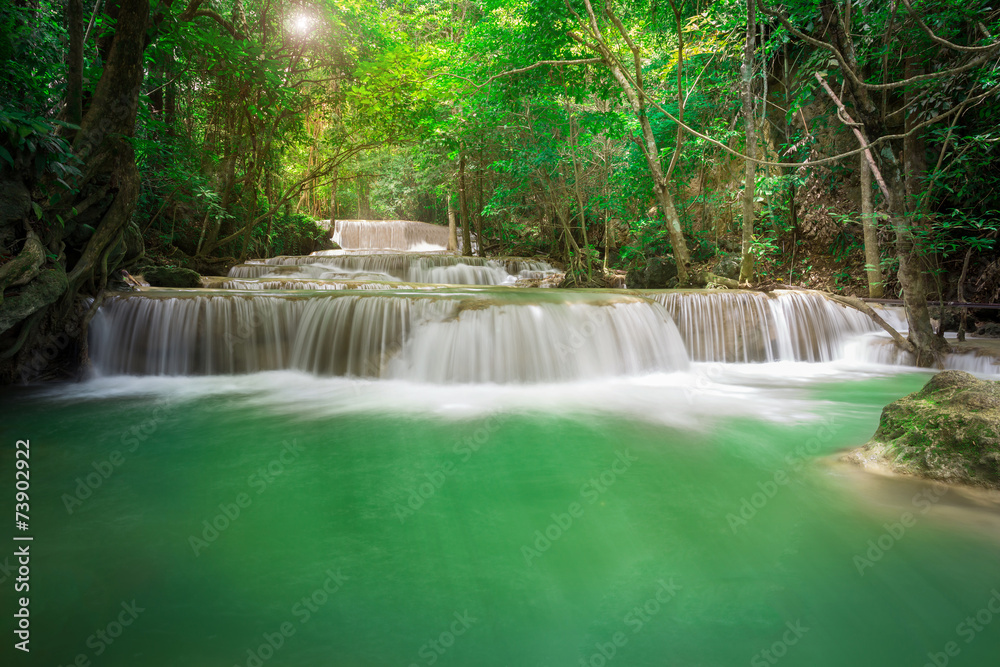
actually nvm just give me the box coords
[689,270,742,289]
[0,231,46,298]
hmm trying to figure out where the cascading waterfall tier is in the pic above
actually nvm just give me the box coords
[89,290,689,382]
[331,219,453,251]
[203,277,422,291]
[844,334,1000,374]
[649,289,877,362]
[388,295,690,383]
[229,253,558,286]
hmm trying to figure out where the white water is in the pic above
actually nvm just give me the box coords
[89,286,997,383]
[331,219,453,251]
[843,333,1000,375]
[651,290,876,362]
[389,299,689,383]
[217,279,389,291]
[230,254,557,286]
[39,366,848,430]
[90,291,690,382]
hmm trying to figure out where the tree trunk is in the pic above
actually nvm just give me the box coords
[813,0,946,365]
[447,193,458,252]
[860,154,883,297]
[884,158,950,363]
[66,0,84,127]
[639,121,691,284]
[565,2,691,283]
[475,153,484,257]
[739,0,756,283]
[459,153,473,256]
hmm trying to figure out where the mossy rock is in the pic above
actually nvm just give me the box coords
[142,266,203,288]
[315,237,341,251]
[846,370,1000,489]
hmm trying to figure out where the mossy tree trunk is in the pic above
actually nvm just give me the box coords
[0,0,150,382]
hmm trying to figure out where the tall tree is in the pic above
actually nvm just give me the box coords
[565,0,693,284]
[739,0,757,283]
[763,0,1000,363]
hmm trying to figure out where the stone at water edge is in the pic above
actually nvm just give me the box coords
[626,256,678,289]
[141,266,203,288]
[844,370,1000,489]
[315,237,341,252]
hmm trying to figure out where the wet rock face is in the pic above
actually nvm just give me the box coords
[847,370,1000,489]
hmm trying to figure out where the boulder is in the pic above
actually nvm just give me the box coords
[142,266,203,288]
[625,257,678,289]
[712,252,741,280]
[845,370,1000,489]
[644,256,677,288]
[975,322,1000,338]
[625,266,645,289]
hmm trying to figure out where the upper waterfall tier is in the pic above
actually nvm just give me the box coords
[648,289,878,362]
[89,290,689,382]
[228,254,558,286]
[330,219,454,251]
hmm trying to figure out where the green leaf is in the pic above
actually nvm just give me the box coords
[31,202,42,219]
[0,145,12,166]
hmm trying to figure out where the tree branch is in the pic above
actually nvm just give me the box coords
[191,9,237,38]
[761,0,1000,91]
[814,72,890,200]
[428,58,602,89]
[900,0,1000,53]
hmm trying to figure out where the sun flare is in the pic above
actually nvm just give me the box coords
[293,14,311,34]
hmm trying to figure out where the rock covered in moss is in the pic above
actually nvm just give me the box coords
[142,266,203,288]
[845,370,1000,488]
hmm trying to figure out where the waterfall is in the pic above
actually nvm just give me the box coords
[843,334,1000,374]
[388,297,689,383]
[206,278,404,291]
[231,254,558,286]
[90,293,455,377]
[89,292,689,382]
[331,219,453,251]
[96,205,998,379]
[651,290,876,362]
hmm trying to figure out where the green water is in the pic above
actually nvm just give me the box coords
[2,372,999,667]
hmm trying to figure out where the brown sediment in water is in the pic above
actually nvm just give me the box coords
[825,456,1000,545]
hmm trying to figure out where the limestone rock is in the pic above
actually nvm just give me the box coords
[845,370,1000,489]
